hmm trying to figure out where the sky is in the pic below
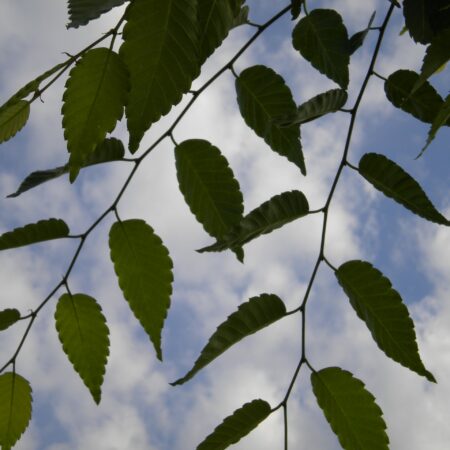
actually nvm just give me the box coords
[0,1,449,449]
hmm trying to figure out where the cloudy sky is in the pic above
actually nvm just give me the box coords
[0,1,449,449]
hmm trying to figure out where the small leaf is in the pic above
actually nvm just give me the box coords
[231,5,249,29]
[336,260,435,382]
[197,399,271,450]
[311,367,389,450]
[172,294,286,385]
[291,0,303,20]
[0,219,70,251]
[0,101,30,144]
[359,153,449,225]
[55,293,110,404]
[348,11,376,54]
[175,139,244,240]
[0,309,20,331]
[67,0,128,28]
[236,65,305,174]
[109,219,173,360]
[0,372,32,449]
[292,9,350,89]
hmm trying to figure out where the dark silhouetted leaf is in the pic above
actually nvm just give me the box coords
[0,309,20,331]
[197,399,271,450]
[236,65,305,174]
[109,220,173,360]
[172,294,286,385]
[292,9,349,89]
[311,367,389,450]
[348,12,376,54]
[67,0,128,28]
[336,260,435,382]
[291,0,303,20]
[0,101,30,144]
[231,5,249,28]
[359,153,449,225]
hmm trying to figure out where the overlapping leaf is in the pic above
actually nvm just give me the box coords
[0,219,69,251]
[236,65,306,174]
[0,373,32,449]
[0,309,20,331]
[292,9,349,89]
[311,367,389,450]
[67,0,128,28]
[359,153,449,225]
[197,399,271,450]
[109,219,173,360]
[172,294,286,385]
[348,12,376,54]
[336,260,435,382]
[0,101,30,144]
[55,294,110,404]
[120,0,199,152]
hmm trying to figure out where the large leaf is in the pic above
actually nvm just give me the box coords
[336,260,435,382]
[292,9,349,89]
[311,367,388,450]
[172,294,286,385]
[0,101,30,144]
[175,139,244,240]
[55,294,110,404]
[359,153,449,225]
[120,0,199,152]
[0,309,20,332]
[67,0,128,28]
[0,219,70,251]
[109,219,173,360]
[236,65,306,174]
[0,373,32,449]
[197,399,271,450]
[62,48,128,181]
[348,12,376,54]
[199,190,309,258]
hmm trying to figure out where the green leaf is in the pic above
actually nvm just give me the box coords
[67,0,128,28]
[172,294,286,385]
[0,101,30,144]
[0,373,32,449]
[231,5,249,29]
[311,367,389,450]
[55,294,110,404]
[109,219,173,360]
[236,65,306,174]
[336,260,435,382]
[291,0,303,20]
[62,48,128,181]
[120,0,199,152]
[0,219,70,251]
[0,309,20,331]
[197,399,271,450]
[359,153,449,225]
[199,190,309,258]
[292,9,350,89]
[348,12,376,54]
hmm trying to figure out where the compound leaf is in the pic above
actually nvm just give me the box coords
[0,101,30,144]
[67,0,128,28]
[0,309,20,331]
[348,12,376,54]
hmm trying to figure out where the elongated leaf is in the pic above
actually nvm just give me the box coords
[0,309,20,331]
[348,12,376,54]
[199,190,309,258]
[109,220,173,360]
[292,9,349,89]
[291,0,303,20]
[0,101,30,144]
[62,48,128,181]
[231,5,249,28]
[197,399,271,450]
[67,0,128,28]
[120,0,199,152]
[359,153,449,225]
[336,260,435,382]
[172,294,286,385]
[236,65,305,174]
[0,373,32,449]
[311,367,388,450]
[55,294,110,404]
[0,219,69,251]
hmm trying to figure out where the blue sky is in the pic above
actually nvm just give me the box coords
[0,1,449,449]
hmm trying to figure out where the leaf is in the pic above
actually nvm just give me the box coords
[199,190,309,258]
[172,294,286,385]
[0,373,32,449]
[236,65,306,174]
[0,309,20,331]
[67,0,128,28]
[55,293,110,404]
[62,48,128,181]
[348,11,376,54]
[197,399,271,450]
[120,0,199,152]
[0,101,30,144]
[109,219,173,360]
[0,219,70,251]
[292,9,350,89]
[291,0,303,20]
[311,367,389,450]
[336,260,435,382]
[231,5,249,29]
[403,0,433,43]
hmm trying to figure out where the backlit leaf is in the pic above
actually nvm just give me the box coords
[0,101,30,144]
[348,12,376,54]
[0,309,20,331]
[67,0,128,28]
[231,5,249,28]
[291,0,303,20]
